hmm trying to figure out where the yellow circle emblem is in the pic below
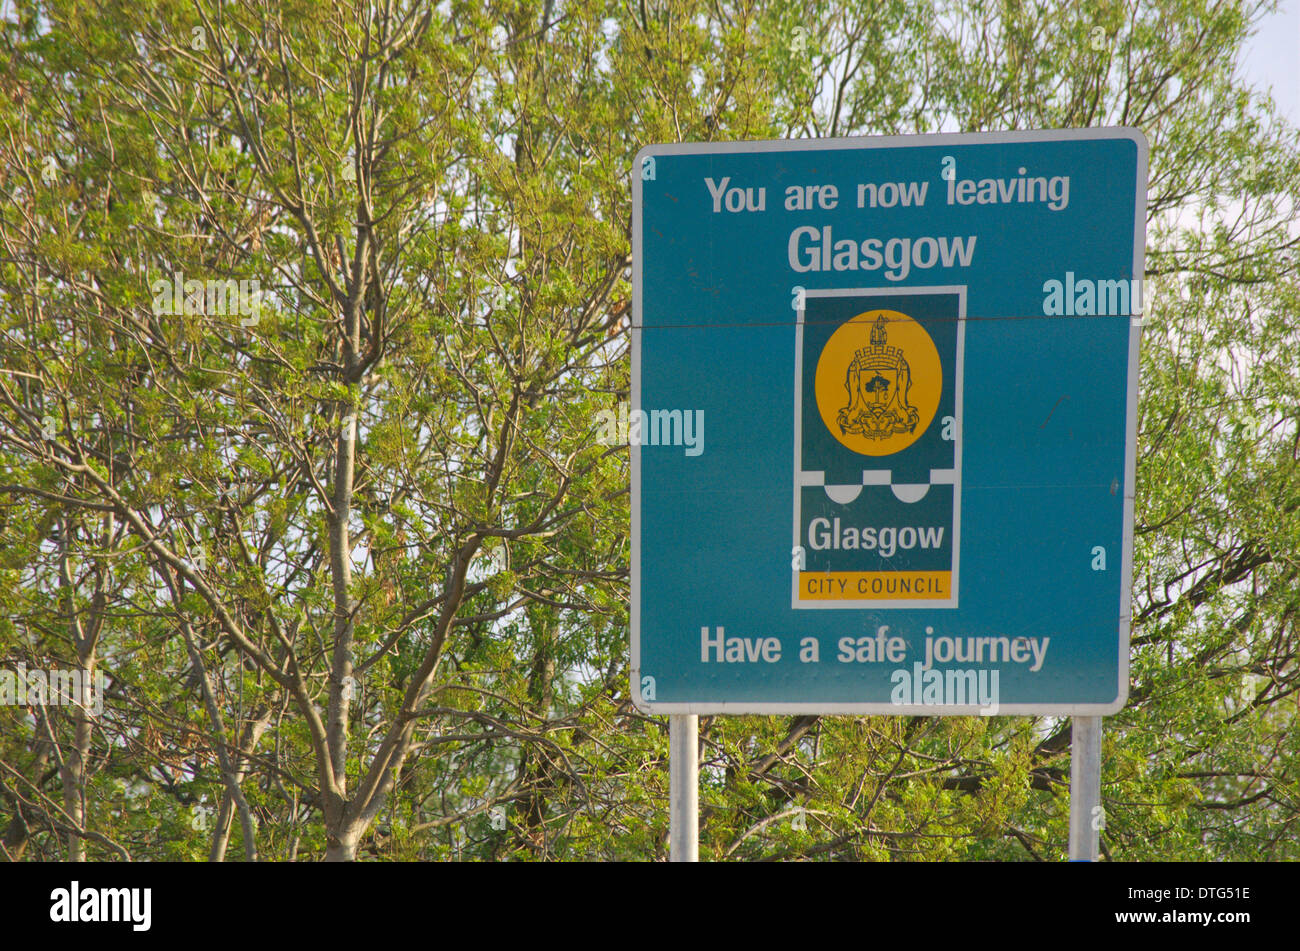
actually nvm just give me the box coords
[814,309,942,456]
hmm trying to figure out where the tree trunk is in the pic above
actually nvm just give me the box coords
[324,827,360,862]
[57,520,98,862]
[60,665,93,862]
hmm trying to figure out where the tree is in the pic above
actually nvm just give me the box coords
[0,0,1296,862]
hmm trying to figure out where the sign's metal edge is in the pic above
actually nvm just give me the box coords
[631,127,1148,716]
[630,142,645,712]
[1115,126,1149,713]
[632,126,1148,163]
[625,702,1127,715]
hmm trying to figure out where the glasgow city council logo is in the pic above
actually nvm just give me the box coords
[794,291,964,609]
[815,310,942,456]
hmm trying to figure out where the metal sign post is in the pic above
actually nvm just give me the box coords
[1069,715,1103,861]
[669,714,698,861]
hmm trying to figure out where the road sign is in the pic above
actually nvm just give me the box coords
[631,128,1147,714]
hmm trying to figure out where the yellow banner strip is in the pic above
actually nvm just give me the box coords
[799,571,951,600]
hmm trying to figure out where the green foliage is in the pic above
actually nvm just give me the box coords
[0,0,1296,861]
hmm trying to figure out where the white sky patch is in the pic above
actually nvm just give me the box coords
[1238,0,1300,125]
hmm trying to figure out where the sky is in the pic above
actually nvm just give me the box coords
[1239,0,1300,124]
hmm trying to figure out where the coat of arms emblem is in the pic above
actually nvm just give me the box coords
[837,315,921,440]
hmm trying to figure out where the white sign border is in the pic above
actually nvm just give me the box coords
[631,126,1147,716]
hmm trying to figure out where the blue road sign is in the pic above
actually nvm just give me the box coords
[631,128,1147,714]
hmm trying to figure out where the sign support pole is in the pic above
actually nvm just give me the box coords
[1068,715,1102,861]
[669,714,698,862]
